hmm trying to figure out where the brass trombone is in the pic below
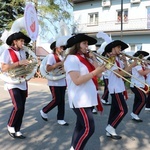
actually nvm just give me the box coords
[120,52,150,64]
[90,51,149,94]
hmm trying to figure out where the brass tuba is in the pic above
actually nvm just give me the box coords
[0,46,38,84]
[0,17,38,84]
[39,55,65,81]
[39,35,70,81]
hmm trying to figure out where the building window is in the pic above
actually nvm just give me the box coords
[130,44,142,51]
[117,9,128,23]
[130,44,135,51]
[88,12,98,25]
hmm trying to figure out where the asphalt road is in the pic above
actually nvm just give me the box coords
[0,78,150,150]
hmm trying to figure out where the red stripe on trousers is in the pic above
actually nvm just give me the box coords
[8,89,18,126]
[112,93,124,127]
[43,86,56,113]
[75,108,89,150]
[135,88,145,114]
[102,79,108,99]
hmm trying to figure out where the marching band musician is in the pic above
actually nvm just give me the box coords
[0,32,31,139]
[40,36,69,126]
[64,33,106,150]
[104,40,137,140]
[101,51,111,105]
[145,56,150,111]
[130,51,150,120]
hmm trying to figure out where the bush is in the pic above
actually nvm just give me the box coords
[98,78,104,86]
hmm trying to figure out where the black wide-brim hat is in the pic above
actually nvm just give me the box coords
[6,31,31,46]
[133,50,149,57]
[147,56,150,61]
[50,41,56,50]
[66,33,97,48]
[101,51,106,56]
[50,41,67,50]
[104,40,128,53]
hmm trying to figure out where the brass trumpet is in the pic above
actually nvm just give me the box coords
[90,51,149,94]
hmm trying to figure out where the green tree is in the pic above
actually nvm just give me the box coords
[0,0,73,40]
[35,0,73,39]
[0,0,24,36]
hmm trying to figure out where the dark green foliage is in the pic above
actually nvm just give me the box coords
[0,0,73,39]
[0,0,24,36]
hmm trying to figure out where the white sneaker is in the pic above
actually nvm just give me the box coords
[57,120,69,126]
[105,124,117,136]
[145,108,150,111]
[15,131,22,136]
[40,110,48,121]
[70,146,74,150]
[131,112,140,120]
[92,108,97,114]
[101,99,111,105]
[7,125,15,133]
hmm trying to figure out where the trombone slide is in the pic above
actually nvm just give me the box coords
[92,51,149,94]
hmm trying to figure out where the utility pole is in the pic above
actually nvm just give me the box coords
[121,0,123,38]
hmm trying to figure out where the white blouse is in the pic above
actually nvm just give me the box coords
[130,65,145,88]
[64,55,98,108]
[0,49,27,90]
[46,53,66,86]
[108,57,125,94]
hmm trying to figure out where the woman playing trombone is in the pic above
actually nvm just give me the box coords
[104,40,137,140]
[145,56,150,111]
[64,33,106,150]
[130,51,150,121]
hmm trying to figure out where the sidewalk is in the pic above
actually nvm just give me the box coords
[0,79,150,150]
[29,77,47,84]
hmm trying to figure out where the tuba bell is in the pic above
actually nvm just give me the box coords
[39,35,70,81]
[39,55,65,81]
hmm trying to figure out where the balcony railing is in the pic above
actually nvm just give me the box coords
[77,18,150,33]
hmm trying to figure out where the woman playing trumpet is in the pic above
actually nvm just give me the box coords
[0,32,31,139]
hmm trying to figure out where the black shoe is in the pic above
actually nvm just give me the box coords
[8,131,16,138]
[62,122,69,126]
[106,132,122,140]
[15,135,26,139]
[132,118,143,122]
[41,116,48,121]
[58,122,69,126]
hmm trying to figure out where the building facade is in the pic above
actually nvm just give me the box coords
[73,0,150,53]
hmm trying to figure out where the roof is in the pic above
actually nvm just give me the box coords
[73,0,94,4]
[36,46,51,57]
